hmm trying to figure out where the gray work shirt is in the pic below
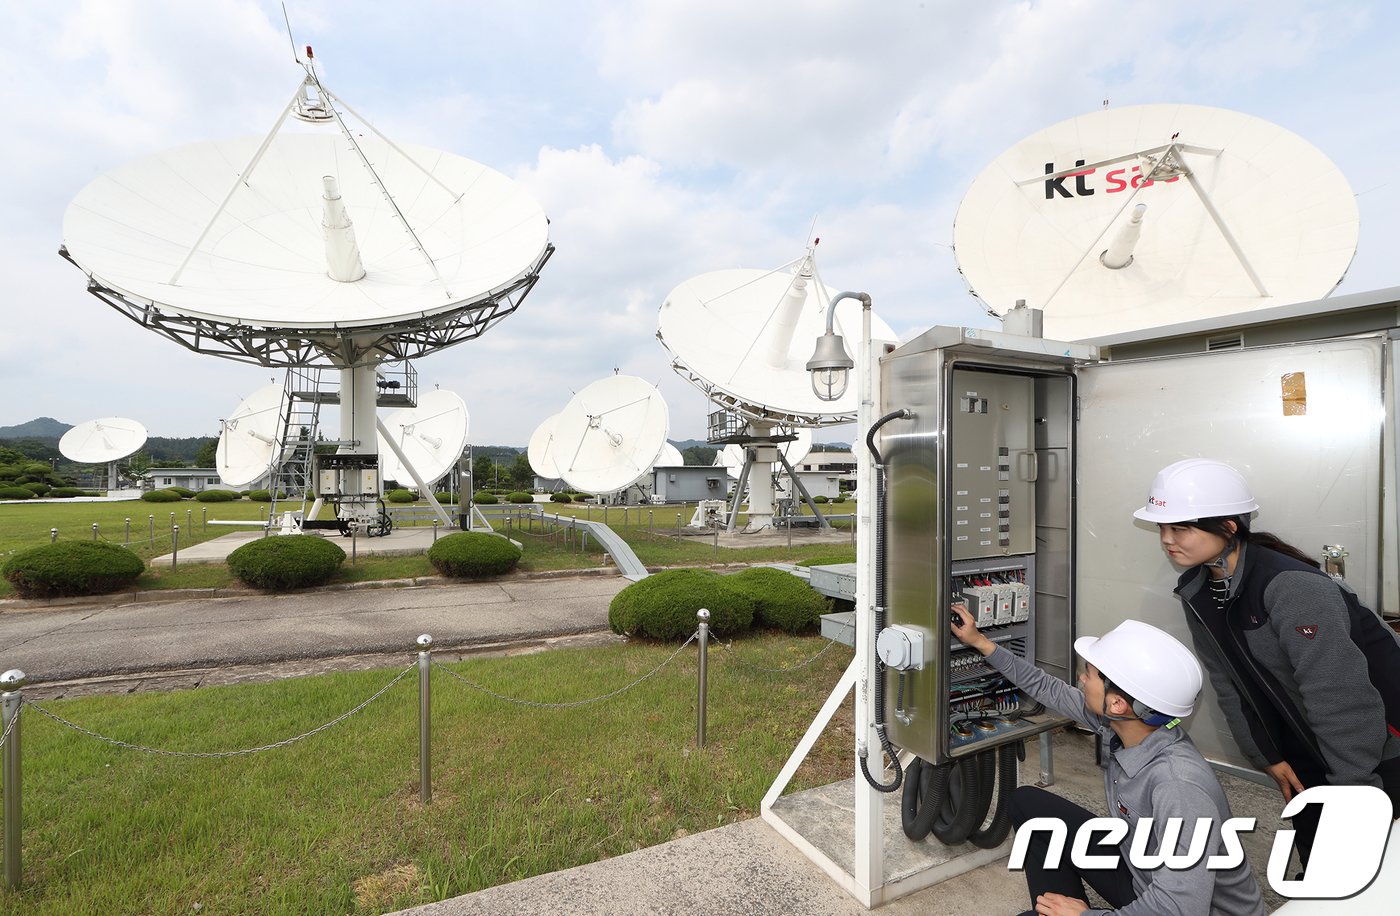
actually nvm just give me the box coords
[987,645,1266,916]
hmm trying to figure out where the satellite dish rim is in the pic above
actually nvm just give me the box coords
[215,384,288,488]
[377,389,470,486]
[551,375,669,495]
[58,417,149,464]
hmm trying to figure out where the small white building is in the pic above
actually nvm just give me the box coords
[147,467,248,492]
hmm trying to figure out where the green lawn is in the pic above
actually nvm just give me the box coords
[0,499,856,598]
[1,633,855,914]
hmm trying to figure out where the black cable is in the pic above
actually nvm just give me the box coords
[931,753,992,846]
[968,744,1020,849]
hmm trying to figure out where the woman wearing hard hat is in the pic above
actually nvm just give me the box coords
[951,609,1266,916]
[1137,458,1400,868]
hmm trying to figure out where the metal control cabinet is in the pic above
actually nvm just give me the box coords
[879,327,1093,764]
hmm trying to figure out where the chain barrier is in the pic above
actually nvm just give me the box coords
[713,636,847,674]
[434,632,699,709]
[23,663,414,759]
[0,703,17,751]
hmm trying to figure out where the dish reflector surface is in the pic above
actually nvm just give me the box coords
[59,417,148,463]
[658,266,896,425]
[527,414,563,480]
[216,384,287,488]
[953,104,1359,341]
[654,442,685,469]
[552,376,669,495]
[378,390,470,486]
[63,134,550,330]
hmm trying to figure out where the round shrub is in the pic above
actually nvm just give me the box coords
[248,489,272,502]
[427,532,522,578]
[507,491,534,504]
[196,489,238,502]
[434,492,454,503]
[386,488,415,503]
[473,490,498,504]
[833,495,847,504]
[727,566,831,633]
[813,494,829,504]
[48,487,87,499]
[2,541,144,598]
[550,492,572,503]
[0,486,33,500]
[608,569,756,641]
[23,482,51,496]
[141,489,182,503]
[167,486,196,499]
[226,535,346,590]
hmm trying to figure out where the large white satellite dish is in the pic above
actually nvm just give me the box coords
[654,442,685,468]
[62,133,550,338]
[527,414,563,481]
[216,384,288,488]
[658,256,897,426]
[377,390,469,487]
[953,103,1359,342]
[59,417,148,464]
[552,376,669,495]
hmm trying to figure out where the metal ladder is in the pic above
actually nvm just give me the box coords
[266,367,327,528]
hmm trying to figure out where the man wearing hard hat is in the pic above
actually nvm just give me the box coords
[951,609,1266,916]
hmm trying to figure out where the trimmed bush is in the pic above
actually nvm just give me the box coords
[813,494,829,504]
[2,541,144,598]
[141,489,182,503]
[167,486,197,499]
[48,487,87,499]
[507,491,534,504]
[832,495,847,504]
[550,492,572,503]
[434,492,454,503]
[226,535,346,590]
[608,569,756,641]
[386,488,415,503]
[248,489,272,502]
[727,566,831,633]
[473,491,498,504]
[0,486,33,500]
[22,482,51,496]
[427,532,522,578]
[195,489,239,502]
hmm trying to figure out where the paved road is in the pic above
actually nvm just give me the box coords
[0,573,628,690]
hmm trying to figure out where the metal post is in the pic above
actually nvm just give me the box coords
[3,669,25,890]
[125,517,131,545]
[49,528,57,544]
[1037,730,1055,786]
[649,509,653,531]
[417,634,432,804]
[787,518,793,549]
[171,526,179,571]
[432,518,439,543]
[713,525,719,556]
[604,505,609,527]
[202,507,207,531]
[187,508,193,533]
[91,523,98,541]
[624,506,629,527]
[351,525,358,565]
[677,511,682,537]
[148,515,154,542]
[696,610,710,747]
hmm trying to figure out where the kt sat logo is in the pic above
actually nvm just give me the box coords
[1043,159,1181,200]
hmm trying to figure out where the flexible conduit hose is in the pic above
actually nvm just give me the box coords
[930,752,994,845]
[859,408,913,793]
[968,743,1021,849]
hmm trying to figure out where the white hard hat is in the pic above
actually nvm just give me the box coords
[1132,458,1258,524]
[1075,619,1203,718]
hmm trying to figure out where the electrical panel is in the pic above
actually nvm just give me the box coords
[878,327,1084,765]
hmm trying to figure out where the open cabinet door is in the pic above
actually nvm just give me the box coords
[1075,335,1387,771]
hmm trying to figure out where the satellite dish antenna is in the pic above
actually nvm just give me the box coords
[654,442,685,468]
[60,417,148,492]
[551,376,669,496]
[216,384,288,489]
[952,103,1359,342]
[377,390,469,488]
[660,249,891,529]
[527,413,563,482]
[59,57,552,531]
[59,417,147,464]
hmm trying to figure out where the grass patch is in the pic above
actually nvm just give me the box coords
[2,633,854,914]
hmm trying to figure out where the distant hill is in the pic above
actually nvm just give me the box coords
[0,417,71,439]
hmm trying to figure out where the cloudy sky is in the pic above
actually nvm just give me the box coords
[3,0,1398,447]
